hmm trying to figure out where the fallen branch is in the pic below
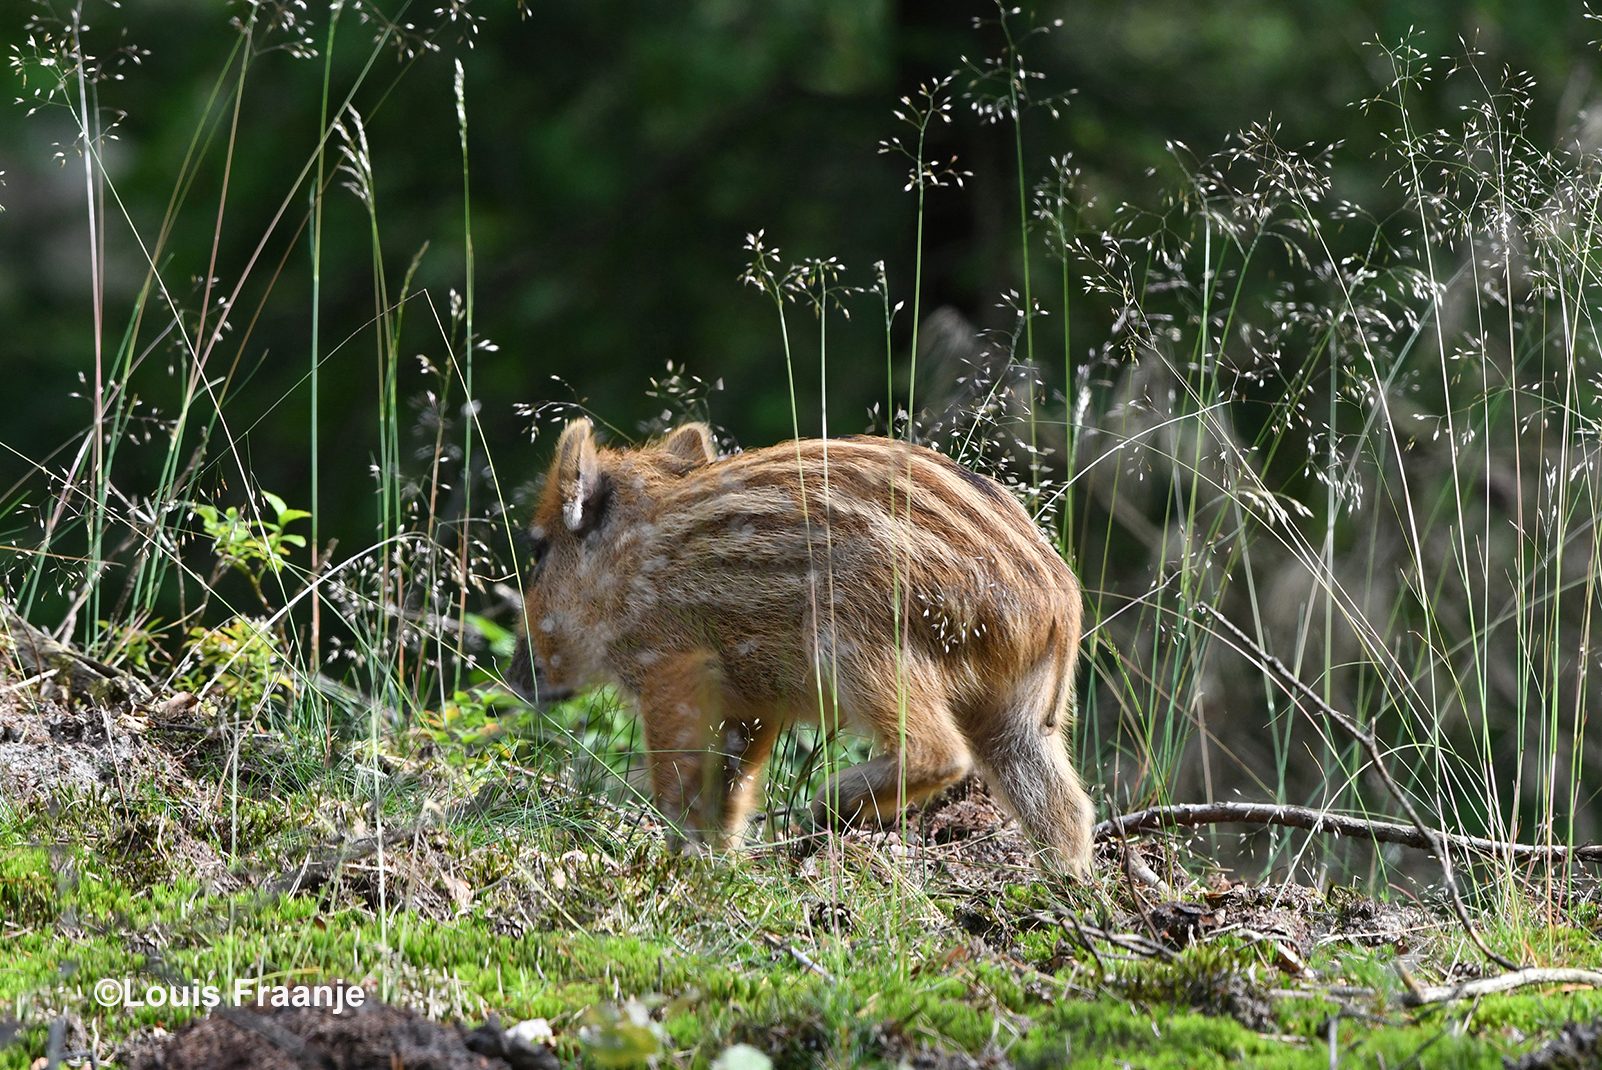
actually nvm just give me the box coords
[1096,802,1602,865]
[0,668,58,696]
[0,600,151,705]
[1401,967,1602,1006]
[2,600,142,806]
[1199,603,1518,971]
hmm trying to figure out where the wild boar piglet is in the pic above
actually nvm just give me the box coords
[510,418,1095,877]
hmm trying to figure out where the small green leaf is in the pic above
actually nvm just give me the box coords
[464,612,511,643]
[263,490,310,525]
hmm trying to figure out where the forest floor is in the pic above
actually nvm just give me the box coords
[1,654,1600,1070]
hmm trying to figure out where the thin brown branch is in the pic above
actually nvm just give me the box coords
[1096,802,1602,864]
[1401,967,1602,1006]
[1198,603,1519,971]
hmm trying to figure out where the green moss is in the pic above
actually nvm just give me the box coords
[3,752,1600,1070]
[0,842,55,927]
[2,840,1599,1070]
[1014,1000,1258,1069]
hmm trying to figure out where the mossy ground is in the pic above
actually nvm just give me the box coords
[1,691,1599,1069]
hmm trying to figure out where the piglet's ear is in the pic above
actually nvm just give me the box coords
[554,418,607,533]
[658,423,717,470]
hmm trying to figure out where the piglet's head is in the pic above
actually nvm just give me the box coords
[507,418,715,704]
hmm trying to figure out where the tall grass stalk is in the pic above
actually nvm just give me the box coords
[309,1,343,678]
[70,6,106,651]
[999,8,1037,490]
[453,56,476,683]
[877,80,961,890]
[738,239,847,904]
[873,260,914,977]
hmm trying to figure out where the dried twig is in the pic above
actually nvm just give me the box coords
[1119,841,1167,947]
[1199,603,1518,971]
[0,667,59,695]
[761,933,833,981]
[1400,967,1602,1006]
[1096,802,1602,864]
[1056,911,1111,977]
[1032,910,1176,962]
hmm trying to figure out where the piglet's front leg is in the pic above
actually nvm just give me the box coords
[637,649,784,851]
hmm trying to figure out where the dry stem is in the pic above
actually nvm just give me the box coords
[1198,603,1519,971]
[1096,801,1602,864]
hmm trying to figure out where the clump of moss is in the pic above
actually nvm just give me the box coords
[0,843,56,928]
[1119,946,1277,1031]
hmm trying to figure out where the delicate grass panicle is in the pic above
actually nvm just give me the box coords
[1049,34,1602,907]
[1,0,1600,1066]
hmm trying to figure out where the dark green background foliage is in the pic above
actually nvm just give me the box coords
[2,0,1592,551]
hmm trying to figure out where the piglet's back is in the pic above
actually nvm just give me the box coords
[630,436,1076,663]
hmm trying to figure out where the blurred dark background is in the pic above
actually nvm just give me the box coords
[3,0,1595,558]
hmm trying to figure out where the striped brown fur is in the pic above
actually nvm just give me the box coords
[512,418,1094,876]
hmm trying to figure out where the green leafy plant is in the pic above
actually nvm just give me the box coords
[181,615,293,711]
[419,687,531,763]
[192,491,310,611]
[168,491,311,711]
[462,612,518,659]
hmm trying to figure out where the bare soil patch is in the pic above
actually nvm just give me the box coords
[117,1003,558,1070]
[0,656,236,891]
